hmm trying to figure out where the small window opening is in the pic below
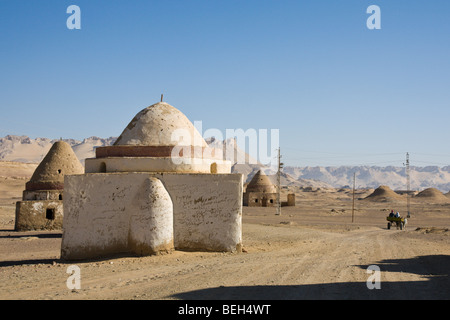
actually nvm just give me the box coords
[59,194,63,200]
[57,169,62,174]
[99,162,107,173]
[46,208,55,220]
[255,199,258,203]
[270,199,274,203]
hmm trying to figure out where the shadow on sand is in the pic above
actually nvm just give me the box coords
[0,258,58,267]
[0,252,139,268]
[0,232,61,239]
[172,255,450,300]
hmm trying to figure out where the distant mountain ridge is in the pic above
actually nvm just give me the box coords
[1,135,449,192]
[284,165,450,193]
[0,135,116,164]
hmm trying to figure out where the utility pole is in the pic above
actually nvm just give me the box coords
[276,148,283,216]
[352,172,356,223]
[406,152,411,218]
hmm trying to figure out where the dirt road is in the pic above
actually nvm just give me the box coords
[0,221,448,300]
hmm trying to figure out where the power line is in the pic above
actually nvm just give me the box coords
[276,148,283,216]
[281,147,405,157]
[282,158,405,167]
[281,147,450,167]
[412,160,450,166]
[352,172,356,223]
[405,152,411,218]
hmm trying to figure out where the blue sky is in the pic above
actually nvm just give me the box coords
[1,0,450,167]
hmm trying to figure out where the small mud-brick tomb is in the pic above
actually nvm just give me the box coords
[243,170,295,207]
[61,101,243,260]
[15,141,84,231]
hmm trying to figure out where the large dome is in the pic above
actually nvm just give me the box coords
[87,101,231,174]
[114,102,206,147]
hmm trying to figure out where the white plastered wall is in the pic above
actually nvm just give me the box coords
[61,172,243,260]
[84,157,231,174]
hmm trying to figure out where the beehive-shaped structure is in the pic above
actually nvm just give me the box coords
[243,170,278,207]
[246,170,277,194]
[61,101,243,260]
[15,141,84,231]
[25,141,84,193]
[243,170,295,207]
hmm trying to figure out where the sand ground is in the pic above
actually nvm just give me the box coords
[0,166,449,300]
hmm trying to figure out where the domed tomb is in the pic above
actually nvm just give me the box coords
[114,102,207,147]
[246,170,277,194]
[15,141,84,231]
[25,140,84,192]
[243,170,280,207]
[86,102,230,174]
[61,101,243,260]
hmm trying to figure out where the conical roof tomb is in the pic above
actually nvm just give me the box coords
[242,168,295,208]
[15,140,84,231]
[246,170,277,193]
[114,102,207,147]
[26,141,84,191]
